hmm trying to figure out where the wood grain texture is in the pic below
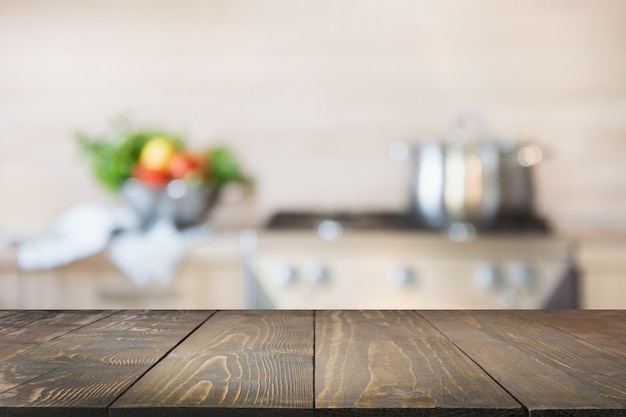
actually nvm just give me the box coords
[0,310,111,361]
[525,310,626,358]
[0,310,211,417]
[315,310,523,416]
[1,310,625,416]
[110,310,314,417]
[420,310,626,416]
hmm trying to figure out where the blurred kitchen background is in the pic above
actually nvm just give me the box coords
[1,0,625,309]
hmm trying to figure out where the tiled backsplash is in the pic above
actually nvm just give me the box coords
[1,0,626,237]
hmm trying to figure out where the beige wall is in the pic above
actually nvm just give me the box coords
[1,0,626,237]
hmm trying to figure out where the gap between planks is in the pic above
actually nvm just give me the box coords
[104,310,218,410]
[416,310,529,416]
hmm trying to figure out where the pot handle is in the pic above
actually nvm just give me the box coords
[498,135,544,167]
[517,144,543,167]
[446,108,492,144]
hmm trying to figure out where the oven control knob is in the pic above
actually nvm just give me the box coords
[389,266,416,287]
[272,264,298,286]
[508,263,537,292]
[474,263,503,290]
[303,263,329,284]
[317,220,343,241]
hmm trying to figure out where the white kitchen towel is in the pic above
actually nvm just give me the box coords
[107,220,215,286]
[15,203,134,271]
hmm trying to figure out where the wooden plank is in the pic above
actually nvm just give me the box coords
[110,310,314,417]
[421,310,626,416]
[525,310,626,358]
[0,310,212,417]
[0,310,112,361]
[315,310,523,416]
[0,311,18,319]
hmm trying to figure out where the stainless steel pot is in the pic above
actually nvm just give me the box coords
[392,111,542,230]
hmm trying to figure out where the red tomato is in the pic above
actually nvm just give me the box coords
[132,163,170,189]
[168,152,204,179]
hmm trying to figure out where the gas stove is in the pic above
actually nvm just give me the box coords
[241,211,577,310]
[266,210,550,233]
[266,211,410,230]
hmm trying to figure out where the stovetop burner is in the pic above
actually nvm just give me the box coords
[266,211,550,233]
[266,211,408,230]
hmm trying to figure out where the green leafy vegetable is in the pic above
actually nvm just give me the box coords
[77,130,180,192]
[76,125,249,193]
[209,146,245,187]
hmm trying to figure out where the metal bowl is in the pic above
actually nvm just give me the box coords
[121,178,218,229]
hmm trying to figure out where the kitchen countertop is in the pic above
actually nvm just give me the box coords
[0,310,624,416]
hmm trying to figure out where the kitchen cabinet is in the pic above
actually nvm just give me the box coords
[0,249,18,309]
[0,234,242,309]
[2,232,624,309]
[578,235,626,309]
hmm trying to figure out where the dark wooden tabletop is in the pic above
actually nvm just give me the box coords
[0,310,624,416]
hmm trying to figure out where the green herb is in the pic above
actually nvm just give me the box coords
[77,129,184,192]
[77,126,248,193]
[209,146,245,187]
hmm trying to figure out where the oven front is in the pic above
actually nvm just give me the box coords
[241,229,578,310]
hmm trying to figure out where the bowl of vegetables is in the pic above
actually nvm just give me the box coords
[78,125,249,229]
